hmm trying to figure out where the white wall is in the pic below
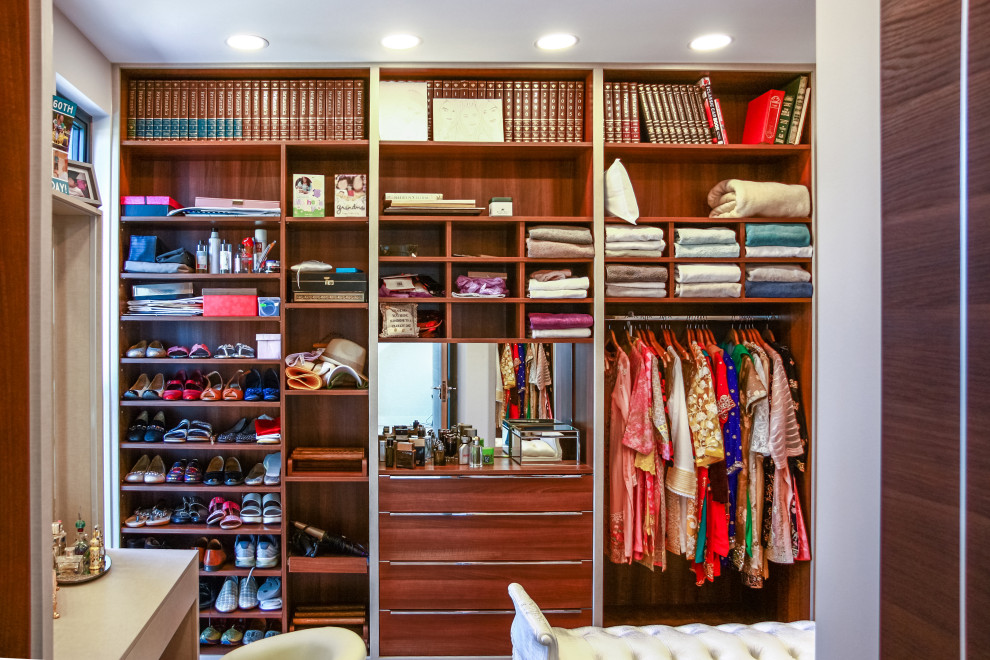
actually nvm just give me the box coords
[814,0,882,657]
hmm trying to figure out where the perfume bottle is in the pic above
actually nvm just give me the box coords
[89,526,103,574]
[219,242,232,274]
[469,437,482,467]
[196,242,208,273]
[73,515,88,556]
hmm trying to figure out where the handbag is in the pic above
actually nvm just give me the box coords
[128,235,166,263]
[156,247,194,267]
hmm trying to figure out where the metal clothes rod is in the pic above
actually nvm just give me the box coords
[605,314,783,322]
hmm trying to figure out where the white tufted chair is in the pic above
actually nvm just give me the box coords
[222,626,367,660]
[508,583,815,660]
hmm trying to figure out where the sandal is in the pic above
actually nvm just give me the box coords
[220,501,243,530]
[163,419,190,443]
[124,507,151,527]
[243,369,263,402]
[206,496,227,526]
[187,495,208,523]
[240,493,263,524]
[126,410,149,442]
[184,459,203,483]
[261,493,282,524]
[189,343,211,358]
[218,418,249,443]
[143,373,165,399]
[123,373,151,399]
[187,420,214,442]
[146,499,173,526]
[222,370,246,401]
[162,370,187,401]
[201,371,223,401]
[167,345,189,359]
[234,343,256,358]
[183,370,206,400]
[144,411,167,442]
[262,368,280,401]
[170,498,192,524]
[215,344,236,359]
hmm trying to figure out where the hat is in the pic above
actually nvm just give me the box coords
[319,338,368,382]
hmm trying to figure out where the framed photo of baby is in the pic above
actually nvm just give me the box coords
[66,160,102,206]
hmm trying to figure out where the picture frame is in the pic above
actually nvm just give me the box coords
[66,160,101,206]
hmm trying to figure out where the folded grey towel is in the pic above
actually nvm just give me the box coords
[528,277,590,291]
[526,239,595,258]
[673,243,740,258]
[603,240,666,251]
[527,225,593,245]
[605,249,664,258]
[675,282,742,298]
[673,227,736,245]
[745,245,814,258]
[707,179,811,218]
[605,225,664,242]
[606,283,667,298]
[746,264,812,283]
[605,264,669,283]
[674,263,741,284]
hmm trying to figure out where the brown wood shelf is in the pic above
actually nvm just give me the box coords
[120,216,281,228]
[380,215,593,224]
[284,472,369,482]
[604,142,811,162]
[379,140,591,159]
[120,442,282,451]
[287,556,369,574]
[377,337,594,344]
[120,315,281,323]
[605,257,812,263]
[284,302,369,309]
[283,389,368,396]
[379,297,593,304]
[121,484,281,493]
[119,400,281,408]
[605,215,813,224]
[121,138,368,152]
[285,216,368,226]
[121,523,282,535]
[200,564,282,577]
[198,606,283,619]
[120,358,283,365]
[605,297,812,303]
[120,273,280,280]
[379,460,593,476]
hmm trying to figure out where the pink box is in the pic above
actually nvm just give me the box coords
[202,288,258,317]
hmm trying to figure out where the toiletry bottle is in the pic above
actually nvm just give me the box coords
[470,436,482,467]
[195,242,208,273]
[254,229,267,271]
[208,229,221,274]
[459,437,471,465]
[219,242,232,274]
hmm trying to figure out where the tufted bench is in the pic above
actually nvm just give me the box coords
[508,583,815,660]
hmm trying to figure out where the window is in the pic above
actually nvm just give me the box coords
[68,107,91,163]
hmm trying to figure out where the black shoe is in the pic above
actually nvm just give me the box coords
[126,410,149,443]
[126,536,146,549]
[218,417,248,443]
[144,411,166,442]
[262,369,280,401]
[236,417,258,444]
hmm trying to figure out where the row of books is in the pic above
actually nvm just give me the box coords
[605,79,727,144]
[382,192,483,215]
[401,79,586,142]
[125,79,366,142]
[741,75,811,145]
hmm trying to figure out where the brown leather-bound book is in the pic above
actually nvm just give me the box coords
[498,81,511,141]
[512,81,523,142]
[467,79,478,99]
[519,81,531,142]
[161,81,172,140]
[289,80,299,141]
[630,82,640,142]
[530,81,540,142]
[178,80,189,140]
[279,80,290,140]
[134,80,145,139]
[538,81,549,142]
[326,80,336,140]
[620,82,632,143]
[187,80,198,140]
[196,82,207,141]
[548,81,558,142]
[206,80,218,140]
[233,80,243,140]
[242,80,253,140]
[126,79,137,140]
[333,81,345,140]
[638,83,656,143]
[655,84,677,143]
[298,81,309,140]
[171,80,181,140]
[344,80,354,140]
[564,81,574,142]
[260,80,270,140]
[354,79,365,139]
[556,81,567,142]
[316,80,326,141]
[682,83,706,143]
[226,80,235,140]
[575,81,585,142]
[307,81,316,140]
[603,82,614,142]
[218,80,228,140]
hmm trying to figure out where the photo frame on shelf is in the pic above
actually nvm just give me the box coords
[66,160,101,206]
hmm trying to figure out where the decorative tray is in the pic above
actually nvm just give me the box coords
[57,555,111,585]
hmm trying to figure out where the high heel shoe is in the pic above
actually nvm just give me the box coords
[201,371,223,401]
[243,369,263,402]
[222,370,246,401]
[183,370,206,400]
[142,373,166,399]
[262,369,280,402]
[124,373,151,399]
[162,370,187,401]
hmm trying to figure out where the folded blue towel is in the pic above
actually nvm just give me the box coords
[745,223,811,247]
[745,280,813,298]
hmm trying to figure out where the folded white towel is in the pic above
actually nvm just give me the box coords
[745,245,814,258]
[532,328,592,338]
[527,289,588,299]
[673,227,736,245]
[605,225,664,242]
[527,276,590,291]
[605,249,665,258]
[708,179,812,218]
[675,282,742,298]
[606,283,667,298]
[673,243,740,258]
[746,264,812,283]
[674,264,741,284]
[603,240,666,251]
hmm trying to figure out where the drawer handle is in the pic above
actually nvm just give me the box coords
[386,512,585,517]
[384,474,585,480]
[384,560,586,566]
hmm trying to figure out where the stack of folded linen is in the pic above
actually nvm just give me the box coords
[604,225,665,258]
[605,264,668,298]
[672,227,740,258]
[744,223,813,258]
[673,263,741,298]
[527,268,590,299]
[745,263,813,298]
[255,415,281,444]
[528,313,593,339]
[526,225,594,259]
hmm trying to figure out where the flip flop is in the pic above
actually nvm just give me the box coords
[146,500,173,526]
[215,344,235,358]
[261,493,281,524]
[234,343,255,358]
[124,507,151,527]
[241,493,263,524]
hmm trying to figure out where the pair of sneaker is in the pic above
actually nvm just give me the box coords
[234,534,279,568]
[216,572,281,612]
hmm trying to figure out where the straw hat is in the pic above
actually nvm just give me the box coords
[319,338,368,382]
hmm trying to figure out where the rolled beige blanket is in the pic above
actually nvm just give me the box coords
[707,179,811,218]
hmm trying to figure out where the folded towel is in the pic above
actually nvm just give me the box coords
[527,239,595,259]
[603,240,666,251]
[745,223,812,247]
[673,243,740,258]
[531,327,592,339]
[606,283,667,298]
[124,261,193,274]
[745,280,814,298]
[745,245,814,258]
[528,276,590,291]
[605,264,668,283]
[530,268,572,282]
[527,289,588,299]
[746,264,812,283]
[708,179,812,218]
[605,249,664,258]
[528,312,594,330]
[675,282,742,298]
[674,264,742,284]
[605,225,664,242]
[527,225,593,245]
[455,275,507,296]
[673,227,736,245]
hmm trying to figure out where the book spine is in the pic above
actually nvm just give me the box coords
[774,76,802,145]
[197,82,207,140]
[654,84,674,143]
[220,80,230,140]
[786,76,810,144]
[244,80,254,140]
[696,77,724,144]
[146,80,156,140]
[513,81,523,142]
[316,81,326,141]
[762,90,784,144]
[233,80,243,139]
[161,81,172,139]
[498,81,511,141]
[424,80,433,140]
[714,97,728,144]
[538,81,548,142]
[277,80,287,140]
[126,80,137,140]
[134,80,145,139]
[556,81,566,142]
[178,80,189,140]
[789,86,811,145]
[170,80,181,139]
[298,81,309,141]
[152,80,163,140]
[288,80,298,141]
[228,80,237,139]
[467,80,478,99]
[333,81,344,140]
[565,81,575,142]
[523,81,534,142]
[344,80,354,140]
[574,81,584,141]
[686,84,710,143]
[260,80,271,140]
[674,85,697,143]
[621,82,632,143]
[630,82,640,142]
[634,83,650,142]
[548,81,558,142]
[327,79,337,141]
[187,80,199,140]
[307,81,316,141]
[205,81,216,139]
[603,82,614,142]
[662,84,685,143]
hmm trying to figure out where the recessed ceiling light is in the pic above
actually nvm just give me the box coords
[689,33,733,51]
[536,33,579,51]
[226,34,269,51]
[382,34,422,50]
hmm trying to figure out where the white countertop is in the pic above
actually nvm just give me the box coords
[53,548,198,660]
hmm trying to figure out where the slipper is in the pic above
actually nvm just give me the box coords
[234,343,256,358]
[241,492,263,524]
[162,370,187,401]
[189,343,211,358]
[200,371,223,401]
[215,344,235,358]
[187,496,208,523]
[261,493,281,524]
[243,619,266,644]
[256,577,281,602]
[244,462,265,486]
[124,507,151,527]
[146,340,167,358]
[125,454,151,482]
[187,420,214,442]
[167,345,189,359]
[263,452,281,486]
[286,366,323,390]
[165,459,187,483]
[221,622,244,645]
[143,411,166,443]
[200,624,222,645]
[183,459,202,484]
[206,496,227,526]
[146,500,172,526]
[163,419,190,443]
[204,456,225,486]
[215,576,239,613]
[219,501,243,530]
[238,568,259,610]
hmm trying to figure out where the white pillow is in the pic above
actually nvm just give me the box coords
[604,158,639,224]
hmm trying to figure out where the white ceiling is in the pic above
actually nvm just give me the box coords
[55,0,815,66]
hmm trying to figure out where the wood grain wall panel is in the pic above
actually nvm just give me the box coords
[967,0,990,657]
[0,0,32,655]
[881,0,962,656]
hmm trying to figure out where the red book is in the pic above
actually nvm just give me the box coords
[742,89,784,144]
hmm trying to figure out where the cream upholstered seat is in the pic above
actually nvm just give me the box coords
[508,583,815,660]
[223,626,366,660]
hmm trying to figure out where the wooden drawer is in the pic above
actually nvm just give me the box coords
[380,560,592,610]
[379,608,591,656]
[379,512,593,561]
[379,474,593,513]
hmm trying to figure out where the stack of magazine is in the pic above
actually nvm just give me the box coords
[126,297,204,315]
[382,192,482,216]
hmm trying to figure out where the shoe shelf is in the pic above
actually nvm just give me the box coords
[287,555,369,574]
[119,400,282,408]
[119,273,281,281]
[120,484,281,493]
[283,302,369,310]
[121,216,282,229]
[282,389,368,397]
[121,523,283,535]
[120,358,284,365]
[120,315,282,323]
[284,473,369,483]
[119,442,282,451]
[200,606,283,619]
[201,564,282,577]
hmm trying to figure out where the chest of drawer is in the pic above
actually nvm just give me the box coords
[379,474,593,513]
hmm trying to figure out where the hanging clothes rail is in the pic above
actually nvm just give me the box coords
[604,313,783,322]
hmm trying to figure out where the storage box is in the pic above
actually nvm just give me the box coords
[489,196,512,216]
[121,195,182,216]
[258,297,281,317]
[256,334,281,359]
[202,287,258,317]
[291,270,367,302]
[501,419,580,464]
[194,197,280,210]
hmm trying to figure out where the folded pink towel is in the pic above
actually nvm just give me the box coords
[528,313,594,330]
